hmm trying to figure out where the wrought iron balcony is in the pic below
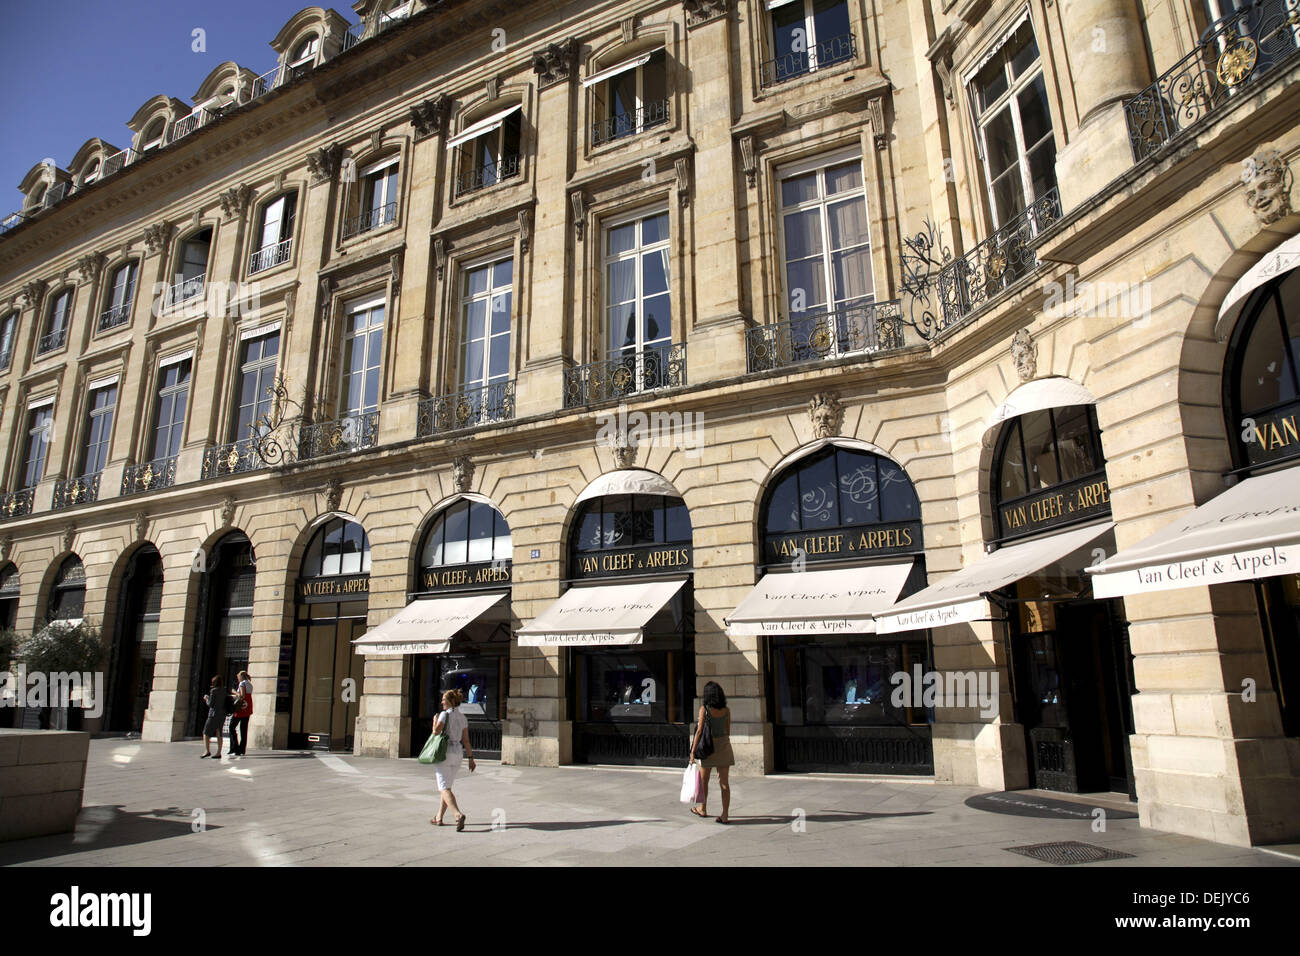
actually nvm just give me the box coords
[101,148,137,178]
[341,21,367,51]
[202,438,264,479]
[418,380,516,437]
[930,188,1061,331]
[746,300,906,374]
[563,343,686,409]
[121,456,178,496]
[1126,0,1300,163]
[592,99,670,146]
[1,212,27,235]
[342,202,397,240]
[0,488,34,522]
[456,155,521,197]
[98,302,131,333]
[760,33,856,87]
[249,238,293,274]
[165,273,206,309]
[299,411,380,461]
[37,326,67,355]
[52,474,100,511]
[249,67,281,100]
[167,108,213,145]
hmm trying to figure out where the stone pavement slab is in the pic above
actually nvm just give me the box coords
[0,739,1296,867]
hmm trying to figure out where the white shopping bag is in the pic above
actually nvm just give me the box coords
[679,763,698,803]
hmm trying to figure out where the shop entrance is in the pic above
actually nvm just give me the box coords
[289,517,369,751]
[189,535,254,737]
[106,546,162,733]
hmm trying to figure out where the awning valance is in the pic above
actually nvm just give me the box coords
[575,469,679,504]
[988,376,1097,432]
[517,577,686,646]
[1215,232,1300,342]
[445,104,522,150]
[352,591,506,655]
[726,562,915,636]
[582,49,661,88]
[874,522,1113,633]
[1088,468,1300,598]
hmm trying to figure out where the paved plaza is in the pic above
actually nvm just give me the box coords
[2,738,1298,867]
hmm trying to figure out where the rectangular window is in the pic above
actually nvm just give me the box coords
[969,18,1057,228]
[81,384,118,476]
[39,289,73,353]
[341,301,384,416]
[765,0,854,85]
[359,158,399,234]
[449,107,523,196]
[250,193,297,273]
[151,358,192,461]
[589,51,668,145]
[100,262,137,331]
[234,329,281,442]
[21,405,53,489]
[458,258,513,390]
[0,311,15,369]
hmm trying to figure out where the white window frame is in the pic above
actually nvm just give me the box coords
[233,326,281,443]
[766,0,853,80]
[289,34,320,69]
[141,119,166,152]
[21,404,54,489]
[340,297,386,417]
[0,311,18,369]
[602,206,673,393]
[150,356,192,461]
[457,253,514,391]
[80,382,118,476]
[588,50,668,144]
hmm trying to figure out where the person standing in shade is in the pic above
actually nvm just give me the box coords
[430,689,475,831]
[689,681,734,823]
[228,670,253,757]
[201,675,227,759]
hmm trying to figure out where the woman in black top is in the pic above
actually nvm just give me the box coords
[201,675,227,759]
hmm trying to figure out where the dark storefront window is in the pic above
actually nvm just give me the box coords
[47,556,86,622]
[191,535,255,736]
[108,547,162,733]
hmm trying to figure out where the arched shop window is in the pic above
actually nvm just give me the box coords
[191,535,255,736]
[47,556,86,622]
[991,404,1108,543]
[1226,268,1300,470]
[571,493,691,570]
[0,564,19,631]
[409,499,513,759]
[303,516,371,578]
[108,547,163,733]
[756,447,929,773]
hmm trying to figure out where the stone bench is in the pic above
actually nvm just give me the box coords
[0,729,90,841]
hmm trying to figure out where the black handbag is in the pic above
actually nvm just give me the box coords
[693,709,715,761]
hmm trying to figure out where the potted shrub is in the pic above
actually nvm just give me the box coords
[16,620,103,730]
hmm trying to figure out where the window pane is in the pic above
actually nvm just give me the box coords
[1238,296,1293,410]
[837,451,879,525]
[490,291,511,334]
[642,213,669,246]
[1053,405,1100,481]
[973,56,1008,115]
[826,196,869,250]
[642,251,669,296]
[785,258,827,313]
[781,171,819,207]
[812,0,851,44]
[783,208,824,259]
[797,453,840,529]
[984,107,1020,182]
[998,421,1028,500]
[824,160,862,195]
[443,503,469,565]
[607,222,636,256]
[642,294,671,345]
[830,247,874,305]
[1019,410,1061,491]
[1007,23,1040,78]
[879,458,920,521]
[1018,75,1053,150]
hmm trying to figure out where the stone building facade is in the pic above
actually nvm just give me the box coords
[0,0,1297,847]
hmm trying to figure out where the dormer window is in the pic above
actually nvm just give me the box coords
[587,49,668,146]
[142,118,166,152]
[448,105,522,197]
[763,0,855,86]
[82,159,101,185]
[381,0,413,26]
[288,34,319,77]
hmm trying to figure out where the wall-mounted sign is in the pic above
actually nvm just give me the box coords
[573,546,692,579]
[1239,401,1300,468]
[997,473,1110,543]
[419,561,511,592]
[297,574,370,602]
[763,520,922,568]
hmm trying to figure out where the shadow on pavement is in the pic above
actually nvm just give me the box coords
[701,810,933,826]
[458,818,668,832]
[0,805,219,864]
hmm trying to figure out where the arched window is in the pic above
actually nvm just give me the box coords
[420,499,511,568]
[82,159,101,185]
[571,494,691,562]
[0,564,19,631]
[760,445,921,566]
[1226,268,1300,469]
[47,556,86,622]
[303,518,370,578]
[289,34,319,70]
[991,404,1107,542]
[141,118,166,152]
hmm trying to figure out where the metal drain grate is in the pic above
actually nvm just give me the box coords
[1006,841,1135,865]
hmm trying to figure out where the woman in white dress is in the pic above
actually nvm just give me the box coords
[430,689,476,831]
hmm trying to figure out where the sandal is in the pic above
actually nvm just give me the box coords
[430,817,444,827]
[689,806,708,818]
[715,817,729,824]
[455,814,467,832]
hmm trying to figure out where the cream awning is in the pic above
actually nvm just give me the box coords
[874,522,1113,633]
[575,469,679,504]
[582,49,662,88]
[445,104,522,150]
[1215,232,1300,342]
[726,562,915,636]
[352,591,506,655]
[988,376,1097,431]
[1088,468,1300,598]
[516,577,686,646]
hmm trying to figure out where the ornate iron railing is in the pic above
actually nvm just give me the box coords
[563,343,686,409]
[101,148,137,178]
[0,488,34,521]
[456,155,521,196]
[1,212,28,235]
[341,21,367,51]
[98,302,132,333]
[202,438,265,479]
[37,326,67,354]
[1125,0,1300,162]
[249,238,293,274]
[42,182,70,210]
[249,67,281,100]
[418,380,516,437]
[165,272,206,308]
[52,474,100,510]
[299,411,380,461]
[760,32,856,87]
[121,456,178,496]
[342,202,397,239]
[746,300,907,374]
[167,108,212,144]
[592,99,670,146]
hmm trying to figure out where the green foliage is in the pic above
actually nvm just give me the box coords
[17,620,104,675]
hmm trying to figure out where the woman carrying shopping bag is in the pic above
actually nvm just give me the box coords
[430,689,475,831]
[688,681,733,823]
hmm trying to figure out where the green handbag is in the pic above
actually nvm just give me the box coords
[418,712,450,765]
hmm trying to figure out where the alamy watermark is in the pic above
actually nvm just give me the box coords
[1043,274,1154,327]
[595,403,704,457]
[890,665,999,720]
[0,666,104,719]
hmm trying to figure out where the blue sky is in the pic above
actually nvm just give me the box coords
[0,0,356,213]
